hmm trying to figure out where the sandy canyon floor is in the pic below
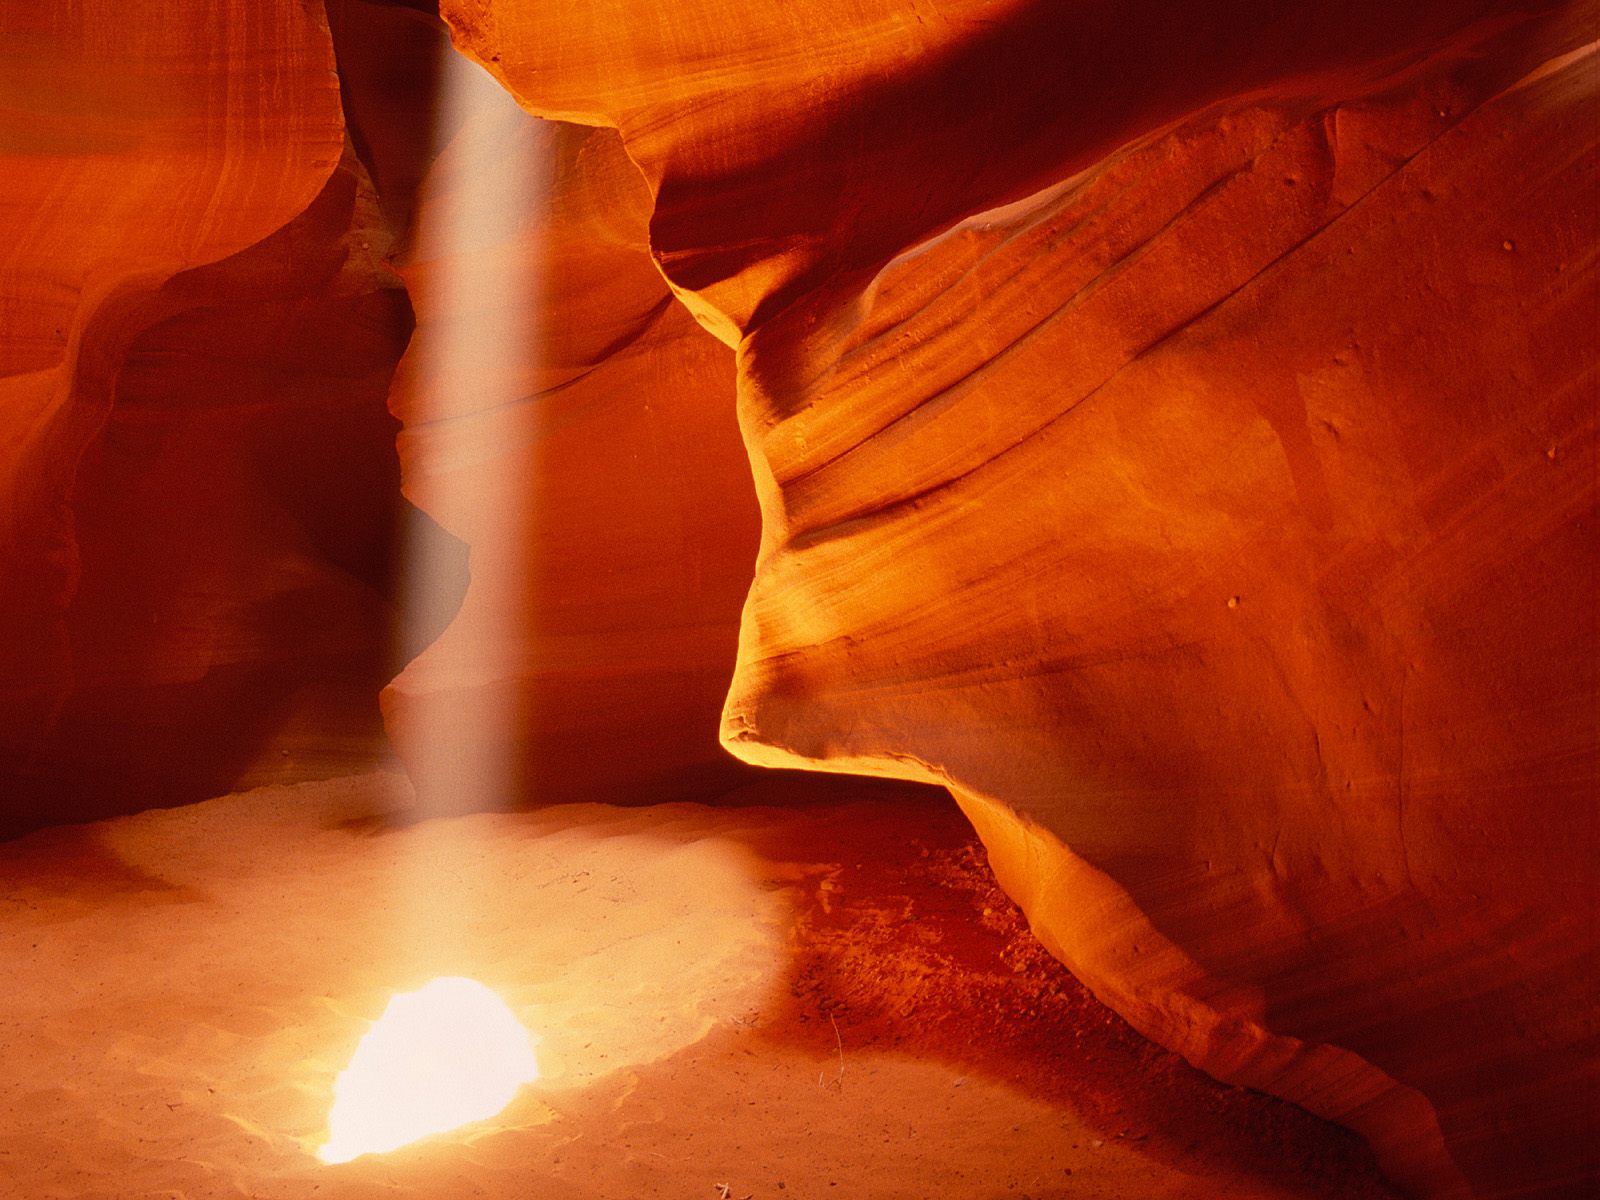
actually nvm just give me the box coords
[0,771,1400,1199]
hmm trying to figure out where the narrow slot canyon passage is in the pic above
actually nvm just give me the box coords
[0,2,1594,1199]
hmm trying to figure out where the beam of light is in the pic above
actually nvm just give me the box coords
[312,35,551,1166]
[318,977,539,1164]
[388,28,547,820]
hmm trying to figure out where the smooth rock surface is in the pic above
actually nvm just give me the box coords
[0,0,396,832]
[0,4,1592,1196]
[440,2,1599,1195]
[372,18,766,811]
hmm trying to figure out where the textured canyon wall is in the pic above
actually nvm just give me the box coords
[440,1,1598,1196]
[0,0,414,834]
[346,3,766,812]
[0,0,768,832]
[1,2,1594,1195]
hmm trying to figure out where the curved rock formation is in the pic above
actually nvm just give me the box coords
[1,2,1592,1195]
[369,11,766,812]
[0,3,408,833]
[0,0,768,831]
[440,1,1598,1196]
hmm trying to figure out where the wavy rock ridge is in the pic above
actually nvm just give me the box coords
[440,1,1598,1196]
[0,2,1593,1197]
[0,0,400,832]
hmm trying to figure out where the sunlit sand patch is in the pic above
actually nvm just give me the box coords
[319,977,540,1164]
[9,773,791,1180]
[0,772,1400,1199]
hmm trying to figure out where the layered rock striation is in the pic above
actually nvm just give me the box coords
[354,3,766,811]
[0,0,404,832]
[0,2,1593,1196]
[0,0,767,828]
[441,1,1599,1196]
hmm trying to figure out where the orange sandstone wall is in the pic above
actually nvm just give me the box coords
[440,1,1598,1196]
[0,0,398,833]
[0,3,1594,1195]
[0,0,768,831]
[360,6,766,811]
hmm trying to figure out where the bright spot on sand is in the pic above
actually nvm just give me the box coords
[319,977,539,1164]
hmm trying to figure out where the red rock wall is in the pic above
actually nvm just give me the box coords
[361,7,767,811]
[15,159,416,831]
[439,1,1598,1196]
[1,4,1594,1195]
[0,0,768,830]
[0,0,405,833]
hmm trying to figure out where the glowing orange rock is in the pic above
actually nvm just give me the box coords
[0,1,366,831]
[735,45,1596,1200]
[443,2,1598,1195]
[0,3,1592,1196]
[376,35,762,812]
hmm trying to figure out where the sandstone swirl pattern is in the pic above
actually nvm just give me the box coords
[0,1,404,830]
[440,2,1598,1196]
[0,3,1593,1197]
